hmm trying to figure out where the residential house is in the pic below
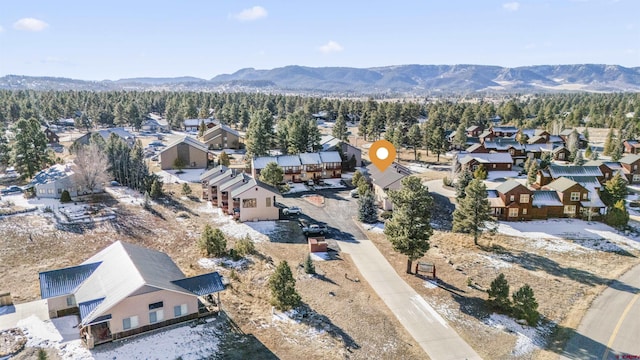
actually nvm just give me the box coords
[584,160,627,183]
[299,153,323,181]
[543,178,593,218]
[217,173,253,213]
[199,165,228,199]
[28,164,79,199]
[277,155,302,183]
[490,180,534,220]
[559,129,588,149]
[530,190,565,219]
[159,136,210,170]
[623,140,640,154]
[39,241,224,348]
[42,126,60,144]
[620,154,640,183]
[320,135,362,167]
[465,143,489,154]
[56,118,76,128]
[230,178,279,221]
[141,118,170,133]
[543,146,571,161]
[251,156,278,180]
[535,164,603,188]
[183,119,215,132]
[483,138,526,165]
[74,128,136,148]
[457,153,513,172]
[478,130,496,144]
[490,126,519,137]
[521,129,550,144]
[366,163,412,211]
[466,125,484,137]
[320,151,342,179]
[205,168,237,206]
[201,124,242,150]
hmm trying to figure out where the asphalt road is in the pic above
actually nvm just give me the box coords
[562,263,640,360]
[279,189,481,360]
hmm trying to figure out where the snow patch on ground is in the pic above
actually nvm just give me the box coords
[209,208,271,242]
[157,169,206,184]
[17,314,222,360]
[406,164,430,173]
[310,252,331,261]
[272,308,299,324]
[486,171,522,181]
[362,222,384,233]
[284,183,309,194]
[479,254,513,269]
[483,313,554,357]
[424,280,438,289]
[104,186,146,206]
[495,219,640,252]
[198,257,249,270]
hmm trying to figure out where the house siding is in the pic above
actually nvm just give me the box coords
[160,144,208,170]
[234,187,279,222]
[106,289,197,335]
[498,186,533,221]
[202,128,241,150]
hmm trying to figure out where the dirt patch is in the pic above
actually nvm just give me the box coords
[0,328,26,357]
[302,195,325,207]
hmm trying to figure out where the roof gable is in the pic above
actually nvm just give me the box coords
[544,177,583,192]
[162,136,209,154]
[495,180,528,195]
[620,154,640,165]
[39,262,101,299]
[199,165,228,182]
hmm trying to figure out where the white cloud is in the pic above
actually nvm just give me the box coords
[13,18,49,31]
[232,6,268,21]
[319,41,344,54]
[502,2,520,11]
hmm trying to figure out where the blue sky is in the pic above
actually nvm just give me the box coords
[0,0,638,80]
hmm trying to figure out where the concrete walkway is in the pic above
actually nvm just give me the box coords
[0,299,49,331]
[340,239,481,360]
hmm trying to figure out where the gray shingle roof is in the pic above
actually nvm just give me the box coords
[620,154,640,164]
[162,136,209,154]
[299,152,322,165]
[199,165,228,182]
[459,153,513,165]
[544,177,580,192]
[495,180,526,194]
[252,156,278,170]
[366,162,411,189]
[277,155,302,167]
[230,178,279,198]
[319,151,342,163]
[203,124,240,137]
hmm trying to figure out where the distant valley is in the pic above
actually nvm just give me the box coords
[2,64,640,94]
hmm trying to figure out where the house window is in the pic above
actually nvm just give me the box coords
[510,149,515,155]
[635,165,638,171]
[57,188,62,194]
[174,304,188,317]
[583,193,588,200]
[493,164,497,168]
[564,205,576,214]
[149,309,164,324]
[605,173,610,178]
[522,208,528,215]
[559,153,565,160]
[266,197,271,207]
[510,195,515,202]
[242,198,257,208]
[570,192,580,201]
[508,208,518,217]
[66,295,75,307]
[472,165,478,171]
[520,194,529,203]
[122,316,139,330]
[508,164,511,169]
[634,174,640,183]
[536,174,541,183]
[149,301,163,310]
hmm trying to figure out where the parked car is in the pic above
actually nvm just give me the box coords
[307,179,315,186]
[110,181,121,186]
[148,141,164,147]
[302,224,328,236]
[283,206,302,216]
[350,189,359,198]
[1,185,23,195]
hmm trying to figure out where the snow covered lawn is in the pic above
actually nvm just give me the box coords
[495,219,640,252]
[486,171,523,181]
[362,222,384,233]
[283,183,309,194]
[197,205,276,242]
[104,186,146,206]
[17,314,223,360]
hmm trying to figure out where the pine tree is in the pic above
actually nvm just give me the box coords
[198,119,206,137]
[199,224,227,257]
[583,127,589,141]
[0,127,10,168]
[218,151,231,167]
[605,200,629,228]
[60,190,72,203]
[573,151,585,165]
[429,126,447,162]
[603,128,614,156]
[383,176,433,273]
[407,124,423,161]
[358,190,378,223]
[487,273,511,312]
[259,161,284,187]
[12,117,52,179]
[455,167,474,200]
[512,284,539,326]
[304,254,316,274]
[181,183,192,196]
[245,110,273,158]
[601,174,628,208]
[452,179,494,245]
[333,112,348,141]
[269,260,301,311]
[473,164,488,180]
[453,123,468,150]
[150,179,163,199]
[584,146,593,159]
[610,141,623,161]
[351,170,363,188]
[527,161,539,185]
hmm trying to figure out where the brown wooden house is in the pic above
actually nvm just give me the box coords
[492,180,533,221]
[542,178,590,218]
[466,125,484,137]
[620,154,640,183]
[623,140,640,154]
[458,153,513,172]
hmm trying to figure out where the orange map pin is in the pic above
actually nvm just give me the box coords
[370,139,396,172]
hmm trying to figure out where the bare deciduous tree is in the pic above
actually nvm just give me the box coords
[73,143,110,195]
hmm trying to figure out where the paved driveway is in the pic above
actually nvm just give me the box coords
[280,189,481,360]
[0,299,49,331]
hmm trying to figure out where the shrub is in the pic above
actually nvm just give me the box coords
[512,284,540,326]
[380,210,393,220]
[38,348,48,360]
[235,235,255,256]
[487,273,511,312]
[228,248,242,261]
[442,177,452,187]
[473,165,488,180]
[150,179,163,199]
[304,253,316,274]
[199,224,227,257]
[60,190,72,203]
[181,183,192,196]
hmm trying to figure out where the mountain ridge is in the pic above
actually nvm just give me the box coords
[2,64,639,94]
